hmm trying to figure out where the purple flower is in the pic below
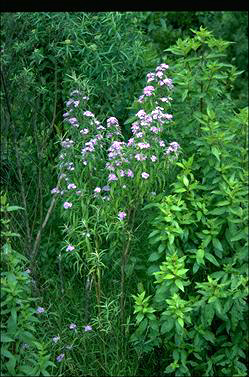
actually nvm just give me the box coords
[107,117,119,126]
[146,72,155,82]
[83,111,94,117]
[69,323,77,330]
[118,211,127,220]
[67,183,76,190]
[36,307,45,314]
[143,85,155,96]
[51,187,60,194]
[126,169,134,178]
[84,325,92,332]
[80,128,89,135]
[63,202,72,209]
[94,187,101,193]
[108,173,118,182]
[141,172,150,179]
[66,245,75,252]
[137,142,150,150]
[56,353,65,362]
[52,336,60,343]
[151,155,157,162]
[102,185,111,192]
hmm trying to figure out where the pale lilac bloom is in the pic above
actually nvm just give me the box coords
[137,142,150,150]
[156,70,164,79]
[150,126,160,134]
[94,187,101,193]
[66,99,73,107]
[80,128,89,135]
[135,154,147,161]
[63,202,72,209]
[102,185,111,192]
[118,211,127,220]
[52,336,60,343]
[127,138,134,146]
[56,353,64,362]
[51,187,60,194]
[76,190,82,195]
[131,123,140,134]
[160,97,170,102]
[146,72,155,82]
[68,117,78,124]
[67,183,76,190]
[66,245,75,252]
[138,95,145,103]
[151,155,157,162]
[135,132,144,138]
[36,307,45,314]
[143,85,155,96]
[83,111,94,117]
[136,109,146,119]
[97,125,106,131]
[84,325,92,332]
[108,173,118,182]
[69,323,77,330]
[126,169,134,178]
[165,142,180,155]
[163,113,173,120]
[141,172,150,179]
[74,100,80,107]
[159,140,165,147]
[107,117,119,126]
[118,170,125,177]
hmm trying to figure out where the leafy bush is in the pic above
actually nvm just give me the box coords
[0,193,55,376]
[130,28,248,376]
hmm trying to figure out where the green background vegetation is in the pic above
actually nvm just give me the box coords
[1,11,248,376]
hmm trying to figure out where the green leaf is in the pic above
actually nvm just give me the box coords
[205,252,220,266]
[1,333,15,342]
[196,249,205,265]
[183,176,189,187]
[6,205,24,212]
[209,207,227,215]
[148,252,161,262]
[231,231,247,242]
[216,200,230,207]
[202,330,215,343]
[177,317,184,328]
[212,238,223,251]
[161,318,174,334]
[175,279,184,292]
[136,318,148,335]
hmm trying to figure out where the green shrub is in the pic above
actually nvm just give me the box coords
[130,28,248,377]
[0,193,55,376]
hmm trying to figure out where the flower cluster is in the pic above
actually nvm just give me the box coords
[54,62,180,260]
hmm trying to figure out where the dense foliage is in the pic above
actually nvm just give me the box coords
[1,11,248,377]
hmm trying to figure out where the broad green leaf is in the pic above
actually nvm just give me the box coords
[216,200,230,207]
[205,252,220,266]
[148,252,161,262]
[161,318,174,334]
[177,317,184,328]
[212,238,223,251]
[211,146,220,161]
[1,333,15,342]
[183,176,189,187]
[175,279,184,292]
[196,249,205,265]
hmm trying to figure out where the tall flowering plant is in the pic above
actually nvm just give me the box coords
[51,63,180,318]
